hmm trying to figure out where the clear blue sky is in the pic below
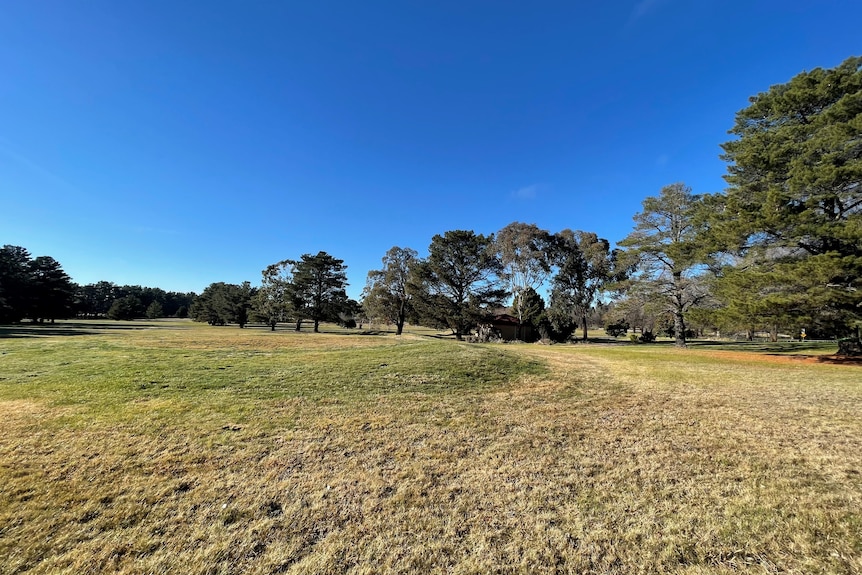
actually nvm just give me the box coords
[2,1,860,299]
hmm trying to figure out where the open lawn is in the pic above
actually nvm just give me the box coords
[1,321,860,574]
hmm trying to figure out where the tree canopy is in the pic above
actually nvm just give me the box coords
[289,252,350,333]
[619,183,712,347]
[718,55,862,336]
[495,222,554,339]
[363,246,418,335]
[410,230,507,341]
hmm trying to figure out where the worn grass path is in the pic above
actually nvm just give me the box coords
[1,322,860,574]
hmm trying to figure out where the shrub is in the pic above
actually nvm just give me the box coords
[605,320,629,338]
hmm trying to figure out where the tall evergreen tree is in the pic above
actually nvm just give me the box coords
[0,245,34,323]
[718,55,862,339]
[410,230,507,341]
[288,252,349,333]
[29,256,76,323]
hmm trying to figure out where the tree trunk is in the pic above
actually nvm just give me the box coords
[769,324,778,343]
[270,322,276,331]
[672,272,686,347]
[313,319,320,333]
[294,319,302,332]
[395,316,404,336]
[581,309,589,341]
[673,311,687,347]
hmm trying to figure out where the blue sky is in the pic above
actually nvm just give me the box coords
[2,1,860,299]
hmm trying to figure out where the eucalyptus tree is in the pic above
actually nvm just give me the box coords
[495,222,554,340]
[549,230,620,341]
[363,246,418,335]
[256,260,297,330]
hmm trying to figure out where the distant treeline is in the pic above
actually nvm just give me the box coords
[0,245,196,323]
[4,57,860,346]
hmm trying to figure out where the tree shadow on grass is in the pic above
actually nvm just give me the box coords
[0,322,160,339]
[688,340,838,354]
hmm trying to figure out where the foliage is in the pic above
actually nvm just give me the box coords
[619,183,712,347]
[604,319,629,338]
[410,230,507,340]
[255,261,298,330]
[495,222,554,337]
[75,282,195,319]
[107,295,143,320]
[190,282,256,327]
[288,252,350,333]
[362,246,418,335]
[717,55,862,338]
[549,230,621,341]
[516,286,546,329]
[145,300,164,319]
[0,246,77,324]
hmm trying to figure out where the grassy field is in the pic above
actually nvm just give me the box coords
[1,321,860,574]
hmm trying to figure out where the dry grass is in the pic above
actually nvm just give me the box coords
[1,322,860,574]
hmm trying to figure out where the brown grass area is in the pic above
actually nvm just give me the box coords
[1,334,861,574]
[694,349,862,367]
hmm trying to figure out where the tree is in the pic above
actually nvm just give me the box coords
[29,256,76,323]
[190,282,255,327]
[107,295,142,320]
[619,183,712,347]
[495,222,554,340]
[75,281,121,318]
[255,261,294,330]
[549,230,620,341]
[410,230,507,340]
[0,245,35,323]
[289,252,349,333]
[362,246,418,335]
[145,300,164,319]
[718,56,862,340]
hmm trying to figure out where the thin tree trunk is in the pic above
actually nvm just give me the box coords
[581,309,589,341]
[294,319,302,332]
[314,319,320,333]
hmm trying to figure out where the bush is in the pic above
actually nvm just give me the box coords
[630,331,656,343]
[605,320,629,338]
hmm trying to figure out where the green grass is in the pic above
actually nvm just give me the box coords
[1,320,860,574]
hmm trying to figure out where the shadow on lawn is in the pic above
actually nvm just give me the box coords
[0,322,160,339]
[687,340,838,353]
